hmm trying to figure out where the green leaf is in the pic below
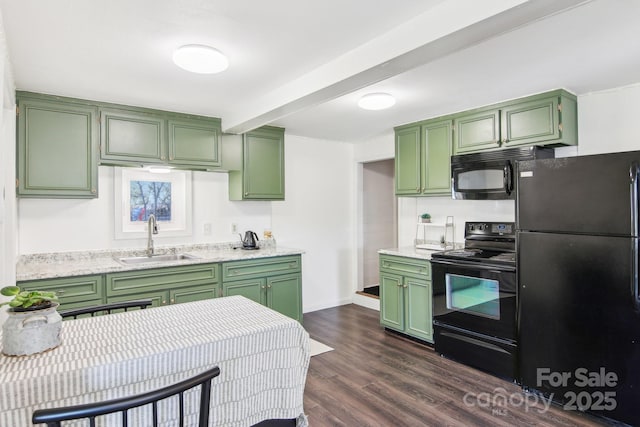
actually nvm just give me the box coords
[0,286,20,297]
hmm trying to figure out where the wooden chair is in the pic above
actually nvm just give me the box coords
[32,366,220,427]
[58,299,153,319]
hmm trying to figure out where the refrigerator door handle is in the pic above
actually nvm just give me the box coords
[630,161,639,310]
[503,161,513,195]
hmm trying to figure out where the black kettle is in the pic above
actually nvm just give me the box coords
[240,231,259,249]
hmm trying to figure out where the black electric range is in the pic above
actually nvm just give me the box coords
[430,221,518,381]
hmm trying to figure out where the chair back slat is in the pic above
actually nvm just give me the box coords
[59,299,153,320]
[32,367,220,426]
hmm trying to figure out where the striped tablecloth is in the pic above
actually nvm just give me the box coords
[0,296,310,426]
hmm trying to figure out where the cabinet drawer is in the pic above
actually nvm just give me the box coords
[222,255,301,281]
[379,254,431,280]
[19,275,104,305]
[106,264,218,296]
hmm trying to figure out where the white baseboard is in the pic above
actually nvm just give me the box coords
[352,293,380,311]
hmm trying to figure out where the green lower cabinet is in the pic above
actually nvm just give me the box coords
[19,275,105,311]
[108,290,168,308]
[380,272,404,330]
[223,278,266,305]
[222,255,302,321]
[105,263,219,307]
[379,254,433,343]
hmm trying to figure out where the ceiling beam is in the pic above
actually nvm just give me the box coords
[222,0,589,134]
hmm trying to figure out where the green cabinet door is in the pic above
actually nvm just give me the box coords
[501,96,559,147]
[100,108,166,165]
[108,290,169,308]
[421,120,452,195]
[223,278,266,305]
[395,125,421,195]
[19,274,105,310]
[229,126,285,200]
[168,117,221,168]
[380,272,404,330]
[405,277,432,341]
[171,284,217,304]
[267,274,302,322]
[17,96,98,198]
[454,109,500,154]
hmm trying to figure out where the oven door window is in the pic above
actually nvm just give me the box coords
[455,168,505,191]
[445,273,500,319]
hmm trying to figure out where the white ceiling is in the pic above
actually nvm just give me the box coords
[1,0,638,143]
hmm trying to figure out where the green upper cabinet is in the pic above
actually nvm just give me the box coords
[16,94,99,198]
[453,109,500,154]
[168,117,221,168]
[228,126,285,200]
[394,125,421,195]
[100,108,166,165]
[453,89,577,154]
[395,120,452,197]
[421,120,453,195]
[100,107,222,169]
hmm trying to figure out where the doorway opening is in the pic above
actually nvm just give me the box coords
[358,158,397,300]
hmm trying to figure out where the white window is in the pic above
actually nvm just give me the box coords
[114,167,192,239]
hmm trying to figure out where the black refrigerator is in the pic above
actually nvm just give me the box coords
[517,150,640,426]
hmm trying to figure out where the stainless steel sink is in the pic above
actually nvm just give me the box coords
[116,253,200,265]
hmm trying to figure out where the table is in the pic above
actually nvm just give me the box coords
[0,296,310,426]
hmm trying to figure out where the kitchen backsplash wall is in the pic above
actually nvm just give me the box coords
[397,196,515,247]
[17,167,272,254]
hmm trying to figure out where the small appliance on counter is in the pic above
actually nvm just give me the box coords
[240,231,259,250]
[430,221,517,381]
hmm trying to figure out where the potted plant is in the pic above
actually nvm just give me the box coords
[1,286,62,356]
[1,286,58,311]
[420,213,431,223]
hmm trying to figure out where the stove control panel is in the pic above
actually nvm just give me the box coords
[465,222,515,237]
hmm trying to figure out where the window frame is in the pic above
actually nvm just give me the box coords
[114,167,193,240]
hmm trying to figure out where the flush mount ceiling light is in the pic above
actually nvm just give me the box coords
[358,92,396,110]
[172,44,229,74]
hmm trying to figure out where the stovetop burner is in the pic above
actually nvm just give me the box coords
[430,221,516,267]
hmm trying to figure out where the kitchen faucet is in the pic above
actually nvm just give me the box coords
[147,214,158,257]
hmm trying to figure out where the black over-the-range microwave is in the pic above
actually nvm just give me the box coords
[451,146,555,200]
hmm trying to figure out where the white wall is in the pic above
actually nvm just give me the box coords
[577,83,640,155]
[0,9,15,324]
[272,134,355,312]
[17,168,271,253]
[16,132,356,314]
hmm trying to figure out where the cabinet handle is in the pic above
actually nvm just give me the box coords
[56,289,66,295]
[261,286,266,289]
[244,192,249,196]
[397,283,402,287]
[501,138,508,144]
[90,188,97,194]
[170,298,175,304]
[161,156,166,160]
[403,285,408,288]
[267,284,272,288]
[162,300,166,305]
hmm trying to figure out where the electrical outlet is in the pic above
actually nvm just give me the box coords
[203,223,212,235]
[231,223,238,233]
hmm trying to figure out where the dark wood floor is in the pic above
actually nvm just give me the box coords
[302,304,622,427]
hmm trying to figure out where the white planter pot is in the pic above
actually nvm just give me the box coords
[2,303,62,356]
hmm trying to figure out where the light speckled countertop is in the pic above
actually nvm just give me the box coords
[17,241,304,282]
[378,246,442,260]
